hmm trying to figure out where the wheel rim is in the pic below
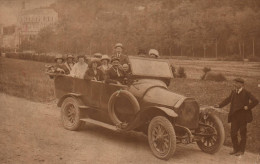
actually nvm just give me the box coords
[151,124,171,155]
[64,104,76,126]
[199,115,218,148]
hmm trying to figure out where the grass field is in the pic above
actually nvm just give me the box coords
[0,57,259,153]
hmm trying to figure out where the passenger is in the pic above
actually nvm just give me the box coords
[98,55,112,76]
[137,49,146,57]
[70,55,88,79]
[112,43,129,65]
[84,58,104,81]
[53,54,67,74]
[122,64,130,74]
[64,54,75,74]
[149,49,160,59]
[106,57,125,84]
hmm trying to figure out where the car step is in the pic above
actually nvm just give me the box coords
[80,118,118,131]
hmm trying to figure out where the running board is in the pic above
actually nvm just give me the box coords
[80,118,118,131]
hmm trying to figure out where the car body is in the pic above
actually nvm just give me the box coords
[50,56,225,160]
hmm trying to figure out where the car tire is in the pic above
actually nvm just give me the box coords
[196,113,225,154]
[148,116,176,160]
[108,90,140,127]
[61,97,84,131]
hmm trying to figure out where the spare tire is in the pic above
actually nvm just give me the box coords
[108,90,140,127]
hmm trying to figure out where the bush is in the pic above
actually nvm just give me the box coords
[204,72,226,82]
[247,55,260,62]
[176,67,187,78]
[201,67,211,80]
[4,52,55,63]
[223,55,243,61]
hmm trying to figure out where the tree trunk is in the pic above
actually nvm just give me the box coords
[239,42,242,57]
[253,38,255,57]
[242,42,245,59]
[203,44,206,58]
[215,40,218,58]
[192,44,195,57]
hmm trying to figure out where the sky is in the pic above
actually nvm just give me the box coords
[0,0,56,26]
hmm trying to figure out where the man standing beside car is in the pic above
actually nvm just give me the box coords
[214,78,258,156]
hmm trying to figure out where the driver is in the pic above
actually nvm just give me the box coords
[106,57,126,84]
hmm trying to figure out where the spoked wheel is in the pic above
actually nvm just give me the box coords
[61,97,84,131]
[148,116,176,160]
[196,113,225,154]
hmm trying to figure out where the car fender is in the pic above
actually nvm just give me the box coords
[153,106,178,117]
[57,93,82,107]
[123,106,178,131]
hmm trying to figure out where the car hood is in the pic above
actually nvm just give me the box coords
[128,79,186,108]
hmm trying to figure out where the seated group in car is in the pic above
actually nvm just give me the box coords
[50,43,160,84]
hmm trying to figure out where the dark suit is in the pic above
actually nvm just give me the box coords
[112,54,129,65]
[105,66,125,84]
[219,88,258,152]
[84,68,104,81]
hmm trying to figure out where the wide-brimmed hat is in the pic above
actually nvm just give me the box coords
[111,56,120,63]
[88,58,101,68]
[149,49,159,58]
[100,55,110,62]
[234,78,244,84]
[55,54,64,61]
[66,54,74,59]
[77,54,85,59]
[114,43,123,49]
[93,53,102,58]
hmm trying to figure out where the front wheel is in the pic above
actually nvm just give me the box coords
[61,97,84,131]
[148,116,176,160]
[196,113,225,154]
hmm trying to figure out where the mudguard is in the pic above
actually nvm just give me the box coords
[123,106,178,131]
[57,93,82,107]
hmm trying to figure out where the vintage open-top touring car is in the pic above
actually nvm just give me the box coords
[48,56,225,160]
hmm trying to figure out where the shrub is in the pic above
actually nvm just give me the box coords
[247,55,260,62]
[223,55,243,61]
[176,67,187,78]
[4,52,55,63]
[204,72,226,82]
[201,67,211,80]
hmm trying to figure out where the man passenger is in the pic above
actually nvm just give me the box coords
[70,55,88,79]
[106,57,125,84]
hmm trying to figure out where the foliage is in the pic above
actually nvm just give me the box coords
[15,0,260,59]
[201,67,211,80]
[5,52,55,63]
[176,67,187,78]
[204,72,227,82]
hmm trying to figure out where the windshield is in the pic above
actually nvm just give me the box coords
[129,56,173,78]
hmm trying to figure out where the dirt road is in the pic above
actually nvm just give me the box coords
[0,93,259,164]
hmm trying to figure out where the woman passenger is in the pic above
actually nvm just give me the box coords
[84,58,104,81]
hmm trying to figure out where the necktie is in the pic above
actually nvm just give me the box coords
[116,68,120,77]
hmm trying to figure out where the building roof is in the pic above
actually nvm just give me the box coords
[20,8,57,16]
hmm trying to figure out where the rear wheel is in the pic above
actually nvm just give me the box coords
[61,97,84,131]
[196,113,225,154]
[148,116,176,160]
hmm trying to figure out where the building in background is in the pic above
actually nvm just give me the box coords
[1,25,19,51]
[18,7,58,41]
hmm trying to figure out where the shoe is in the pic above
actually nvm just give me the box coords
[229,150,238,155]
[235,151,244,156]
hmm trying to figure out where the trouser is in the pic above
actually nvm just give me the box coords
[230,110,248,153]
